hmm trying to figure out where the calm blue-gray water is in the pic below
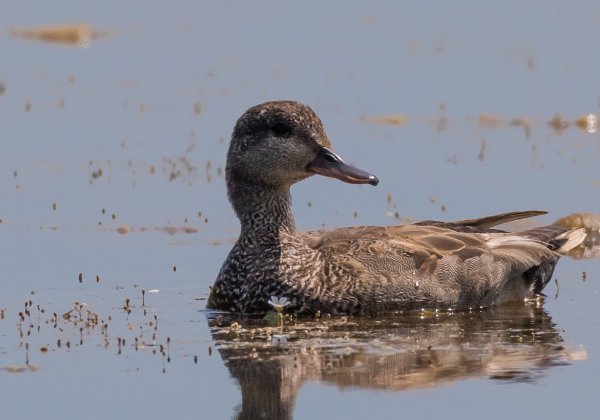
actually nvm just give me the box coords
[1,1,599,419]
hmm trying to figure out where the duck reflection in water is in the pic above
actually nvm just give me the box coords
[207,305,585,420]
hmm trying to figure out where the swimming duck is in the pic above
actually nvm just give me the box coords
[207,101,584,315]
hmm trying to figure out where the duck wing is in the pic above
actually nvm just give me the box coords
[301,210,580,278]
[299,211,583,309]
[414,210,548,232]
[302,210,548,250]
[306,224,558,272]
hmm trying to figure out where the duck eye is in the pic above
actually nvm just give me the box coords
[321,150,339,163]
[271,122,292,137]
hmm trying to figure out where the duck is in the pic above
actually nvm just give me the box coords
[207,100,585,315]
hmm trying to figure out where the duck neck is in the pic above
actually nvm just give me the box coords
[229,180,296,242]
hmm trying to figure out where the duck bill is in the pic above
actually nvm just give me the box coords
[307,148,379,186]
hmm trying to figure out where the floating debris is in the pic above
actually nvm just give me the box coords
[478,113,503,128]
[575,114,598,134]
[435,115,448,133]
[509,118,533,139]
[547,113,570,133]
[11,23,104,48]
[1,365,38,373]
[160,226,198,235]
[206,161,212,183]
[163,155,197,184]
[478,138,487,162]
[62,302,99,327]
[527,53,535,69]
[193,102,202,116]
[111,226,199,236]
[116,226,130,235]
[91,167,103,180]
[363,111,591,136]
[370,114,407,126]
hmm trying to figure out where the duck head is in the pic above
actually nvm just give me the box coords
[226,101,379,190]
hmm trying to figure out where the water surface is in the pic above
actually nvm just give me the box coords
[1,1,600,419]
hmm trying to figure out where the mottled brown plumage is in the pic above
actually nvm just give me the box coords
[206,101,585,315]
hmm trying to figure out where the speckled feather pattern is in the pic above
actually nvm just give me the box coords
[207,101,584,315]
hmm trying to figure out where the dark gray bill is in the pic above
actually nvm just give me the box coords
[307,148,379,186]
